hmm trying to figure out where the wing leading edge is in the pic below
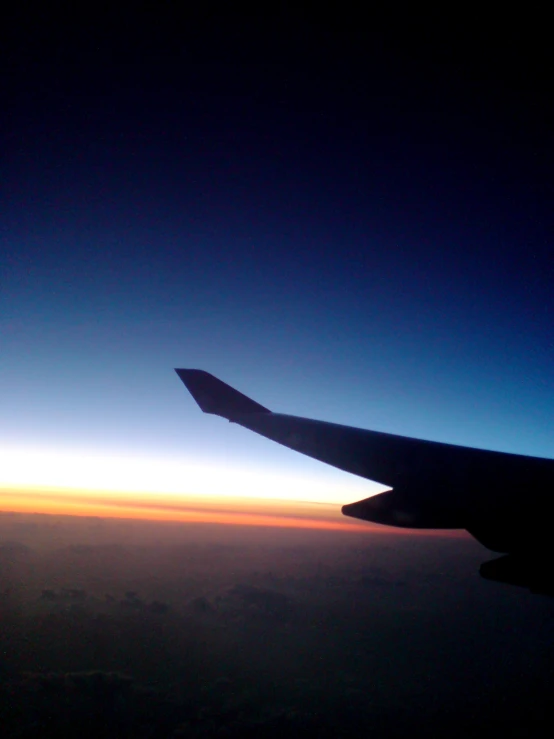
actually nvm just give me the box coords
[175,369,554,589]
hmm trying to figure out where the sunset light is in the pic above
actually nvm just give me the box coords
[0,444,390,529]
[0,446,385,506]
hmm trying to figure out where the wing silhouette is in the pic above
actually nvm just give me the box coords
[176,369,554,593]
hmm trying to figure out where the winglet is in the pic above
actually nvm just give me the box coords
[175,369,271,420]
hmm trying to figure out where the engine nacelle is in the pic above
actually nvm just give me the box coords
[480,554,554,596]
[342,489,462,529]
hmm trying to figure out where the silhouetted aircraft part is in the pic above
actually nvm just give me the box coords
[480,555,554,597]
[175,369,271,417]
[175,369,554,560]
[341,489,462,530]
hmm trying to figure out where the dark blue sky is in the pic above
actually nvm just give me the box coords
[2,9,552,494]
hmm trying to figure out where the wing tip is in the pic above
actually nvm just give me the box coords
[175,368,271,418]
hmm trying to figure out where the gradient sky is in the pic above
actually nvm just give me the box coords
[1,10,552,517]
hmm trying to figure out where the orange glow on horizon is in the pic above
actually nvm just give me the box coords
[0,446,385,506]
[0,486,369,531]
[0,485,468,539]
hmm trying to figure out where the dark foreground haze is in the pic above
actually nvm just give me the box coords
[1,513,553,737]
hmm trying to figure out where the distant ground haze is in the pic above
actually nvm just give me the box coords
[1,511,553,738]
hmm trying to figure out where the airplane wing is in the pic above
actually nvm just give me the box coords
[175,369,554,592]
